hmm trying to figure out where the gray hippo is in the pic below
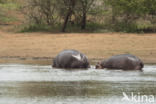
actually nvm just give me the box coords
[52,49,90,69]
[96,54,144,71]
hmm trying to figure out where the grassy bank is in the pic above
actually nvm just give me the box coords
[0,31,156,64]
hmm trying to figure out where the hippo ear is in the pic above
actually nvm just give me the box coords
[72,54,82,61]
[82,55,86,60]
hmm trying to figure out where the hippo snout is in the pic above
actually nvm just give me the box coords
[95,62,103,69]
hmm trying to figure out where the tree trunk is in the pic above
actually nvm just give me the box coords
[62,11,72,32]
[112,7,116,24]
[81,11,86,30]
[61,0,75,32]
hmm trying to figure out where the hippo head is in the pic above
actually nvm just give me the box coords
[134,62,144,71]
[95,61,104,69]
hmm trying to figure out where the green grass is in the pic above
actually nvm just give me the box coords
[20,22,109,33]
[20,24,61,33]
[0,16,17,23]
[19,20,156,33]
[0,1,20,10]
[0,1,20,24]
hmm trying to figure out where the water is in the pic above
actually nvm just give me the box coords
[0,64,156,104]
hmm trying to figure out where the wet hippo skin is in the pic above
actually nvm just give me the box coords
[96,54,144,71]
[52,49,90,69]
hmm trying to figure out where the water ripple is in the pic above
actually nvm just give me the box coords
[0,64,156,82]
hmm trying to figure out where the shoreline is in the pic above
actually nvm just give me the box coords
[0,56,155,65]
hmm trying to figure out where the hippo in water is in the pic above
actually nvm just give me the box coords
[52,49,90,69]
[96,54,144,71]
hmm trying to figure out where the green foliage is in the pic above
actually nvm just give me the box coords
[20,22,107,33]
[0,0,5,3]
[65,22,106,33]
[0,0,20,24]
[113,22,138,33]
[0,2,20,10]
[143,0,156,14]
[22,0,59,25]
[0,16,17,23]
[105,0,156,32]
[20,24,62,33]
[1,0,156,33]
[0,0,21,9]
[106,0,146,15]
[21,0,96,32]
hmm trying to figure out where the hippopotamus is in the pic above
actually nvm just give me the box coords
[96,54,144,71]
[52,49,90,69]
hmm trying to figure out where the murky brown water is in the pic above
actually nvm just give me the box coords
[0,64,156,104]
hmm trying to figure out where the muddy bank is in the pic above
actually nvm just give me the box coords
[0,56,155,65]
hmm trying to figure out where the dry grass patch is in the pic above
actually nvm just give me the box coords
[0,32,156,63]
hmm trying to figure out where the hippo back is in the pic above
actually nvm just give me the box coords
[53,49,89,69]
[101,54,144,70]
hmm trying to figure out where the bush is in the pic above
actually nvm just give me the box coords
[112,22,137,33]
[22,0,59,26]
[19,0,156,33]
[20,24,62,33]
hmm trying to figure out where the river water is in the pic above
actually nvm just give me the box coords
[0,64,156,104]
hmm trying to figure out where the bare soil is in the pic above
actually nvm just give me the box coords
[0,31,156,64]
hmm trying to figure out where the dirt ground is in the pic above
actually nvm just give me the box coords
[0,31,156,64]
